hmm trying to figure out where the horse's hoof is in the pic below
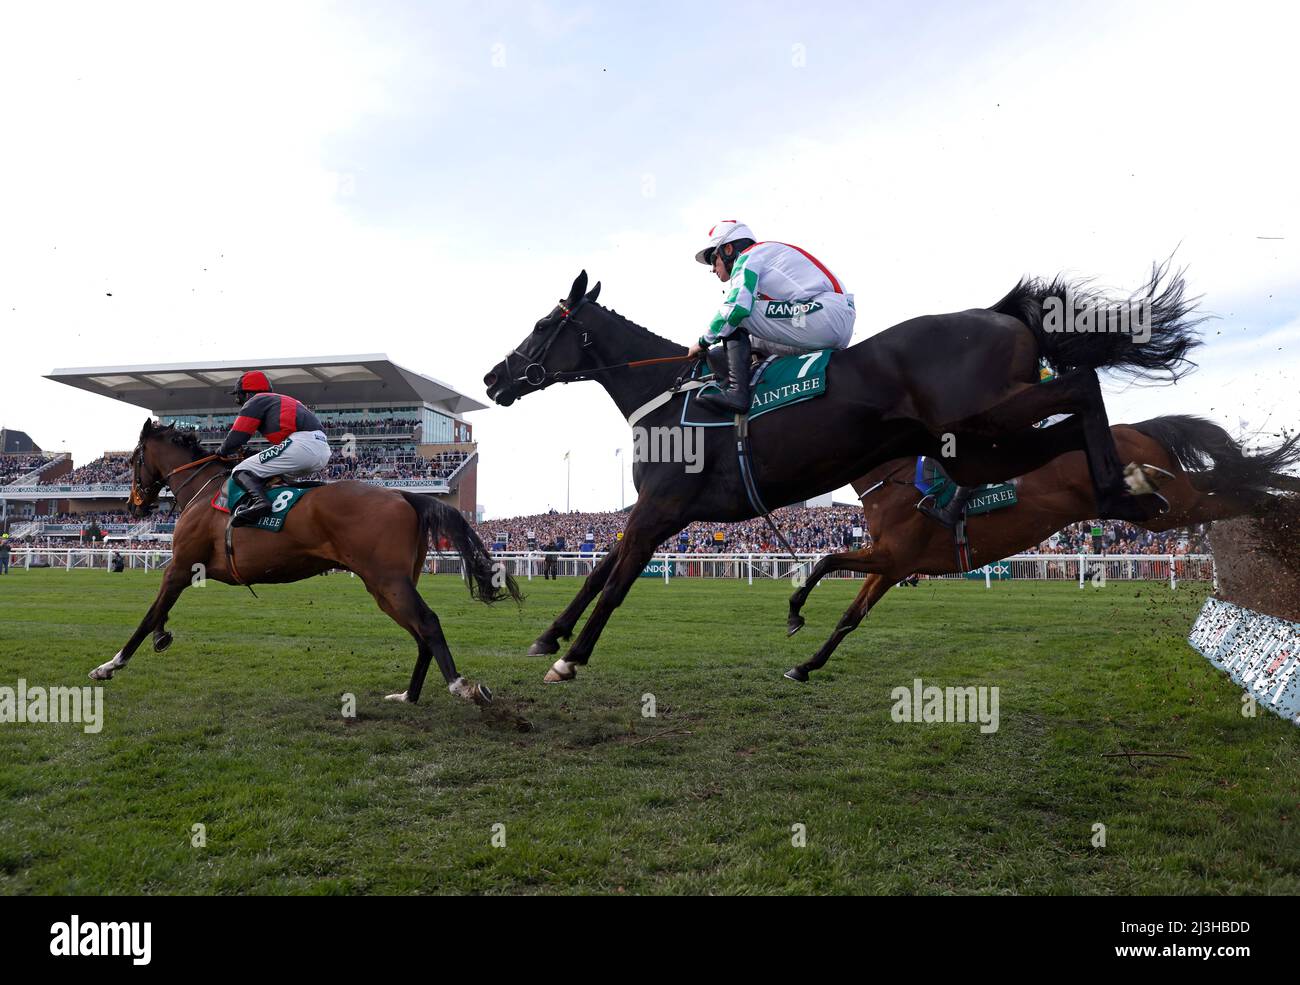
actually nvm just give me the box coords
[1140,462,1176,486]
[784,667,810,683]
[448,677,491,704]
[90,652,124,681]
[528,639,560,657]
[543,659,577,683]
[1123,462,1156,496]
[384,691,410,702]
[153,631,173,653]
[787,615,806,637]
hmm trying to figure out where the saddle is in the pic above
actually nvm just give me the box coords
[913,458,1018,518]
[211,476,322,531]
[679,349,833,426]
[913,457,1019,572]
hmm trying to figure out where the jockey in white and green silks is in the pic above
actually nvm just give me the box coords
[687,220,855,413]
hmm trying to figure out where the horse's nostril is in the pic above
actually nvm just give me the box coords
[484,372,498,388]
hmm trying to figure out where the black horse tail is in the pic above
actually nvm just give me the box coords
[1129,415,1300,496]
[401,492,523,605]
[991,258,1206,384]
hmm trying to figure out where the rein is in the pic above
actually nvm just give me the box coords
[858,462,915,500]
[130,445,233,515]
[166,454,232,501]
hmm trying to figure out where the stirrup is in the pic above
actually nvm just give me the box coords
[702,387,754,415]
[230,501,271,528]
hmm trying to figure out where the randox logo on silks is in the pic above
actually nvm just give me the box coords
[765,300,823,319]
[259,437,292,463]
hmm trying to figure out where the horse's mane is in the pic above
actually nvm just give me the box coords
[596,304,685,351]
[139,419,206,456]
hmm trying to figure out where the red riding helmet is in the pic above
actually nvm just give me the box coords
[229,370,273,401]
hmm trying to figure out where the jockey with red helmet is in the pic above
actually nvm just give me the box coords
[217,371,332,527]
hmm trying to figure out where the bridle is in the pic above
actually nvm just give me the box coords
[501,295,595,389]
[498,295,694,392]
[129,438,231,514]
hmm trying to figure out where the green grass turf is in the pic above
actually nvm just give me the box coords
[0,567,1296,895]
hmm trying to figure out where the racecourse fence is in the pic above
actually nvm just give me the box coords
[7,547,1216,589]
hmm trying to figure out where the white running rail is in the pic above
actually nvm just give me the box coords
[8,547,1215,589]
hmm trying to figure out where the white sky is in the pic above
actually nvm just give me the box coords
[1,0,1296,518]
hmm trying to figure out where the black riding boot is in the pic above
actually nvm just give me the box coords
[696,332,752,414]
[231,471,272,527]
[918,484,976,528]
[704,344,728,383]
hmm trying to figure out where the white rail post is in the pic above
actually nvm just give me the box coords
[1169,554,1176,591]
[1078,552,1086,589]
[984,564,992,589]
[663,553,669,585]
[747,553,753,586]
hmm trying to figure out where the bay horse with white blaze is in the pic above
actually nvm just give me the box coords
[89,420,520,706]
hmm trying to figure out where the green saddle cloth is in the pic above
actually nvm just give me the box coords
[915,458,1018,516]
[214,478,312,532]
[684,349,833,425]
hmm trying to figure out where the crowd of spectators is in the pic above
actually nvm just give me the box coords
[320,416,421,438]
[20,511,136,527]
[56,454,132,485]
[0,453,58,484]
[319,449,468,481]
[475,507,1205,555]
[8,537,168,553]
[16,444,468,488]
[1025,519,1208,555]
[482,504,902,553]
[191,415,421,444]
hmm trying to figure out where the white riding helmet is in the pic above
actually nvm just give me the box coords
[694,220,757,265]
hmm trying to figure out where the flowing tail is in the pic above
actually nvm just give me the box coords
[991,258,1206,384]
[1129,415,1300,496]
[401,492,523,604]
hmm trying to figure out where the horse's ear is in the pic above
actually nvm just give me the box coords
[566,270,588,307]
[585,281,601,304]
[139,418,156,441]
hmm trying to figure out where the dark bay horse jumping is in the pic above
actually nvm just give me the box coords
[483,267,1203,682]
[782,415,1300,681]
[89,420,520,705]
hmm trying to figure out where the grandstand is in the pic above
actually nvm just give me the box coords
[1,355,484,539]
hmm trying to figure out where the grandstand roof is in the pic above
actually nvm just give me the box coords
[1,428,41,454]
[46,354,487,416]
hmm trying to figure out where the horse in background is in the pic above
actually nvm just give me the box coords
[782,415,1300,681]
